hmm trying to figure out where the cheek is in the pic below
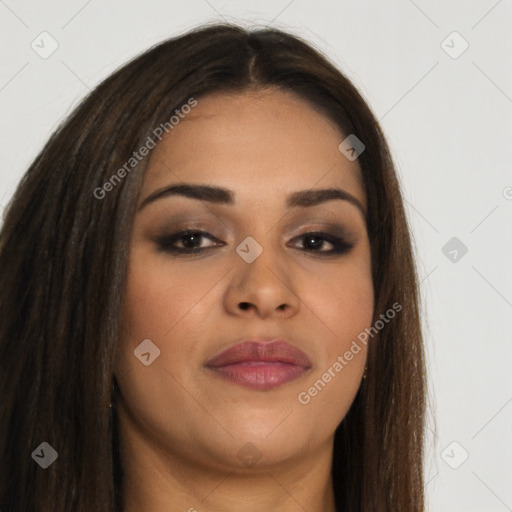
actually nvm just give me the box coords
[302,252,374,352]
[117,253,233,386]
[121,254,222,340]
[318,273,373,322]
[116,258,194,385]
[295,259,373,420]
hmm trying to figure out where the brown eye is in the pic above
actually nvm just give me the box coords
[156,229,355,258]
[291,231,355,255]
[156,230,222,253]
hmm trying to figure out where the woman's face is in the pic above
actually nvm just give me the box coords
[115,88,374,472]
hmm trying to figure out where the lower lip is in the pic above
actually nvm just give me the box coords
[207,361,309,390]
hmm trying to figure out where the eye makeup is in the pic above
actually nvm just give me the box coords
[152,222,357,258]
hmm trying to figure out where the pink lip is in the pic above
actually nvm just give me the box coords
[205,340,312,390]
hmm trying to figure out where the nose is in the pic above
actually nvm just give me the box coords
[223,239,300,319]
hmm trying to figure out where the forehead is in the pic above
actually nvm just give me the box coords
[142,89,365,210]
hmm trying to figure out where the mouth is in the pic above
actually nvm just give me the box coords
[204,339,312,391]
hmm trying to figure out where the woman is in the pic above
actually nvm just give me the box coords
[0,23,426,512]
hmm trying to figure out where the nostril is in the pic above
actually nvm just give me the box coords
[239,302,251,310]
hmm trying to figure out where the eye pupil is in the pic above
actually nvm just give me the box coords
[182,232,201,248]
[305,235,322,248]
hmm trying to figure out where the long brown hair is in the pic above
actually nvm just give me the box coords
[0,22,426,511]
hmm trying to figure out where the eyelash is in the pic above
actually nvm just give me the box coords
[156,229,355,257]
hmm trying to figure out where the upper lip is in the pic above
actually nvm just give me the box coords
[205,339,312,368]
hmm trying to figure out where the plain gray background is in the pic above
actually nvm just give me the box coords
[1,1,511,510]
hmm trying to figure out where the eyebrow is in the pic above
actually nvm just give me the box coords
[138,183,366,217]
